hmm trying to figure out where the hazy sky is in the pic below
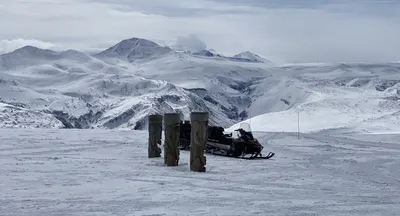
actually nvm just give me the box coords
[0,0,399,63]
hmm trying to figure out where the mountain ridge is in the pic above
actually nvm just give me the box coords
[1,37,272,65]
[1,36,399,133]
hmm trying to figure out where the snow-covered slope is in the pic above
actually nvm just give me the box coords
[1,37,400,133]
[227,63,400,134]
[0,102,63,128]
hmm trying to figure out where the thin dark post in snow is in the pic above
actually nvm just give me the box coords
[148,114,163,158]
[163,113,180,166]
[249,115,252,129]
[190,112,209,172]
[297,111,300,139]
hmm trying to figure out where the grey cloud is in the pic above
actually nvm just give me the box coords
[84,0,254,17]
[0,0,399,63]
[174,34,207,52]
[0,39,61,54]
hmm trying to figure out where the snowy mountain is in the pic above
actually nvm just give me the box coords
[192,50,215,57]
[0,46,92,70]
[95,37,172,62]
[0,41,267,129]
[190,49,271,63]
[232,51,270,63]
[0,37,400,134]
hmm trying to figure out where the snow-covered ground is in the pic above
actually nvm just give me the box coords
[1,128,399,215]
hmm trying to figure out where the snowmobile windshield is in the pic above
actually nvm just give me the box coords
[239,122,252,132]
[237,129,254,140]
[234,122,254,140]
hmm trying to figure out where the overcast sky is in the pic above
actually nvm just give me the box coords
[0,0,399,63]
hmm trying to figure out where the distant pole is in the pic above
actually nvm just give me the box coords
[249,113,252,128]
[297,111,300,139]
[148,114,163,158]
[164,113,180,166]
[190,112,209,172]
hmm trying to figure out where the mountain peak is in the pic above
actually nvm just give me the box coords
[97,37,172,60]
[1,45,57,60]
[192,50,215,57]
[8,45,56,55]
[232,51,270,63]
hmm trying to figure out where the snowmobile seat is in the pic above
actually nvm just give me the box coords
[244,131,254,140]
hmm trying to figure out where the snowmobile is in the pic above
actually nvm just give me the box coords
[179,121,275,160]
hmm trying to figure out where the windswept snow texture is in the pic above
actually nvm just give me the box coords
[0,129,399,215]
[1,36,400,133]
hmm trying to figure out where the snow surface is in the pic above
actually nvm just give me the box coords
[1,128,399,215]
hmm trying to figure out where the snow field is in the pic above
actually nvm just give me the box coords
[1,128,399,215]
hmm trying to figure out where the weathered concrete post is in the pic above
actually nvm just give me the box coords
[148,114,163,158]
[163,113,180,166]
[190,112,209,172]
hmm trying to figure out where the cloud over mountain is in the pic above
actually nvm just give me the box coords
[0,39,60,54]
[174,34,207,52]
[1,0,399,63]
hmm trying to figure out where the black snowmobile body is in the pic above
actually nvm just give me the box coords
[179,121,275,160]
